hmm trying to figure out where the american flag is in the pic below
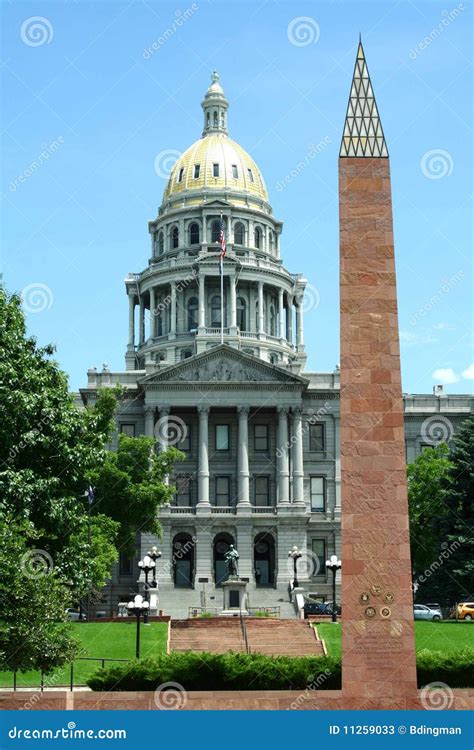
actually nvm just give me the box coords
[218,219,226,262]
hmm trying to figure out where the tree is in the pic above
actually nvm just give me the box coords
[0,288,119,671]
[407,443,453,573]
[411,417,474,606]
[89,435,184,554]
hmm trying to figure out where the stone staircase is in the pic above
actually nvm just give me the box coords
[246,618,324,656]
[169,617,324,657]
[158,583,298,620]
[170,617,246,653]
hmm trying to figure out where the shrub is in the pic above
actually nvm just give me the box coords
[87,651,341,691]
[416,648,474,689]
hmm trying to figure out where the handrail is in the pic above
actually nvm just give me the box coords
[12,657,131,693]
[240,609,250,653]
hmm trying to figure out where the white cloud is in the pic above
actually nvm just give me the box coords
[432,368,459,384]
[462,364,474,380]
[432,322,456,331]
[400,330,436,346]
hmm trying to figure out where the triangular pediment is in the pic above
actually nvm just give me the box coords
[140,345,308,386]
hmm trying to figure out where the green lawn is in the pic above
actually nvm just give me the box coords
[0,621,168,688]
[316,620,473,659]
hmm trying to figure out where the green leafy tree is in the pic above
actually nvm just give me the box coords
[89,435,184,554]
[417,417,474,605]
[407,443,453,572]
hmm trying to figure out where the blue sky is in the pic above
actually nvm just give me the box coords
[1,0,472,393]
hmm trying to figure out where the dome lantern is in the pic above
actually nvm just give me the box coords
[201,71,229,136]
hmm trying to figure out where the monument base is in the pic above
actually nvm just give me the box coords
[220,578,248,615]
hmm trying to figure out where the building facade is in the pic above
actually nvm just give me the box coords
[79,71,472,617]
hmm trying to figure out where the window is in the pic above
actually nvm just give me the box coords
[255,476,270,506]
[311,539,326,575]
[193,164,200,179]
[234,222,244,245]
[178,426,191,452]
[269,352,278,364]
[210,294,221,327]
[120,424,135,437]
[310,477,325,512]
[232,164,238,179]
[269,231,274,253]
[215,476,230,506]
[189,223,200,245]
[175,474,193,506]
[213,163,220,178]
[254,226,262,249]
[269,303,276,336]
[177,167,184,183]
[309,423,325,452]
[119,551,133,576]
[171,226,179,249]
[247,168,254,182]
[213,111,218,127]
[187,296,198,330]
[211,220,221,243]
[157,231,164,255]
[237,296,246,331]
[254,424,268,451]
[215,424,230,451]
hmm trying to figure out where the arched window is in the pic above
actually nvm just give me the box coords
[211,220,221,243]
[234,222,244,245]
[189,223,200,245]
[213,111,218,126]
[187,296,198,330]
[172,532,194,587]
[210,295,221,327]
[269,231,274,253]
[269,353,278,365]
[269,303,276,336]
[237,297,247,331]
[171,226,179,249]
[207,112,210,127]
[254,226,262,249]
[158,231,164,255]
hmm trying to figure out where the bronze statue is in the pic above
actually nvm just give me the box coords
[224,544,239,577]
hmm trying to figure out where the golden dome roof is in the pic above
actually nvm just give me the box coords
[163,72,269,206]
[164,133,268,203]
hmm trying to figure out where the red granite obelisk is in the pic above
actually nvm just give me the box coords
[339,41,418,707]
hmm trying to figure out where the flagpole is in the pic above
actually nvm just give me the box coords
[220,213,224,345]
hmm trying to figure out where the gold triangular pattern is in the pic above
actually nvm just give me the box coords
[339,41,388,158]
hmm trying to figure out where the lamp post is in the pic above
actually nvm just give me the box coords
[127,594,149,658]
[288,546,302,589]
[325,554,342,623]
[138,547,161,624]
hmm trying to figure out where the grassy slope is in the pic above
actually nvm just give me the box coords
[0,621,168,688]
[316,620,473,659]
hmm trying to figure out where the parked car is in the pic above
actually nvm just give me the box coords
[65,608,86,622]
[450,602,474,621]
[413,604,442,621]
[303,601,327,618]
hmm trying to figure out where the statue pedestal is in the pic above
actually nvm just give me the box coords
[220,578,248,615]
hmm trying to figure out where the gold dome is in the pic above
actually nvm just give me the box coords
[164,133,268,203]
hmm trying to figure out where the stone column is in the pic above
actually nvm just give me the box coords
[230,271,237,331]
[139,297,145,346]
[149,287,156,340]
[292,408,305,506]
[156,407,170,452]
[198,272,205,329]
[278,288,285,339]
[277,407,290,505]
[128,292,135,349]
[258,281,265,335]
[197,406,210,510]
[170,281,176,337]
[286,296,293,344]
[237,407,250,509]
[295,295,304,347]
[144,407,155,438]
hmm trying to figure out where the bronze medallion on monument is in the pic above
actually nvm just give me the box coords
[359,592,370,604]
[380,607,391,619]
[364,606,376,619]
[383,592,394,604]
[370,584,382,596]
